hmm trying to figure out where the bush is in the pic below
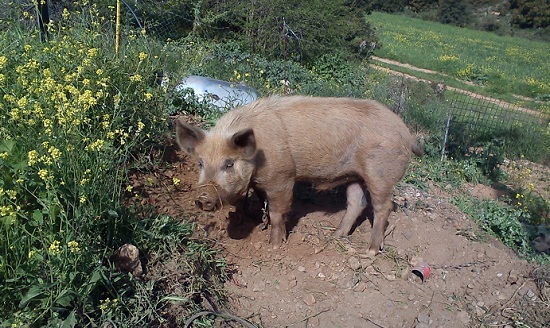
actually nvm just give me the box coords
[0,4,225,326]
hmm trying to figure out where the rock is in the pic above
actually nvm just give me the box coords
[303,294,316,306]
[348,256,361,271]
[252,281,266,292]
[507,270,519,284]
[417,312,430,323]
[456,310,470,324]
[298,266,306,272]
[353,281,367,292]
[112,243,143,277]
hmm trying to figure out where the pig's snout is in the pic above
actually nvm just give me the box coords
[195,191,219,211]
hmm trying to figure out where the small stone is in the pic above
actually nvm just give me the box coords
[252,281,266,292]
[507,270,519,284]
[386,273,396,281]
[525,289,536,299]
[298,266,306,272]
[457,310,470,324]
[303,294,316,306]
[475,305,486,316]
[317,272,326,278]
[253,242,262,250]
[467,283,475,289]
[353,281,367,292]
[286,278,297,291]
[408,294,416,301]
[348,256,361,270]
[417,312,430,323]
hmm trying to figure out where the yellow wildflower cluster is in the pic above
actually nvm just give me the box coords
[48,240,61,255]
[99,298,119,313]
[67,240,80,253]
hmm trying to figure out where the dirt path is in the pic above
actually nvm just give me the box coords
[131,148,549,328]
[370,56,546,119]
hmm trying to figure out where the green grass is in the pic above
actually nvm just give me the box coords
[0,5,226,327]
[367,12,550,109]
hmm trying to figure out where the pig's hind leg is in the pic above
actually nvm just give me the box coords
[333,183,367,237]
[365,186,393,257]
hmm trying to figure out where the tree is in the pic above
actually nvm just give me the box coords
[510,0,550,28]
[204,0,378,63]
[438,0,473,27]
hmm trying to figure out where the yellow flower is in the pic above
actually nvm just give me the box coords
[138,52,148,61]
[144,92,153,101]
[173,177,180,186]
[126,185,133,192]
[79,196,86,204]
[48,240,61,255]
[38,169,49,181]
[28,250,35,259]
[48,146,62,161]
[137,121,145,132]
[0,56,7,69]
[129,74,143,82]
[67,241,80,253]
[28,150,39,166]
[62,8,70,20]
[0,152,8,159]
[85,139,105,151]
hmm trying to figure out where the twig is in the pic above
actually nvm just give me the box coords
[299,308,330,323]
[362,316,387,328]
[184,310,258,328]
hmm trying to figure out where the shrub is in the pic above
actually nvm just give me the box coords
[0,4,225,326]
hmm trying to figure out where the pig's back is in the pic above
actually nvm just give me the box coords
[215,96,415,181]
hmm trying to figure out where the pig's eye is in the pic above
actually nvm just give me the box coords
[224,159,234,170]
[198,159,204,169]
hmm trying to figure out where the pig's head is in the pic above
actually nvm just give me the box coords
[175,117,257,211]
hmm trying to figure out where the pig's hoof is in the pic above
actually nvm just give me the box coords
[361,248,379,258]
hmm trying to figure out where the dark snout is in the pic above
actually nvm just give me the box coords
[195,191,219,211]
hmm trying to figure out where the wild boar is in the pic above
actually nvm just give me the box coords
[176,96,423,256]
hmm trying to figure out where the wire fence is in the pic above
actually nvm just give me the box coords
[447,91,549,132]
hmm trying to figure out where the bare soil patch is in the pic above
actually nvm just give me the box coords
[127,145,550,327]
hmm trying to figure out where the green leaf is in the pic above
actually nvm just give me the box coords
[0,140,15,153]
[55,289,74,307]
[31,210,43,226]
[19,284,49,307]
[60,310,77,328]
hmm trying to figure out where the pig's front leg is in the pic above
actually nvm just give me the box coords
[266,188,293,248]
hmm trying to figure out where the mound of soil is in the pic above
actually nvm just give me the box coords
[129,145,549,328]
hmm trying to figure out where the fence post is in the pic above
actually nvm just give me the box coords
[36,0,50,42]
[441,115,452,161]
[115,0,121,57]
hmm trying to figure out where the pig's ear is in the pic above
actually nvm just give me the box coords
[175,117,205,155]
[230,128,256,158]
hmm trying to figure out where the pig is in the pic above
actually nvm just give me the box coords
[175,96,423,256]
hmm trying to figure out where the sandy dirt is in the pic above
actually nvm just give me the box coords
[128,145,549,328]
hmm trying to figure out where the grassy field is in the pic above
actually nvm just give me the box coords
[367,12,550,109]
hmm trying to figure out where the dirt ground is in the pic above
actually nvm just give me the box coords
[129,145,549,328]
